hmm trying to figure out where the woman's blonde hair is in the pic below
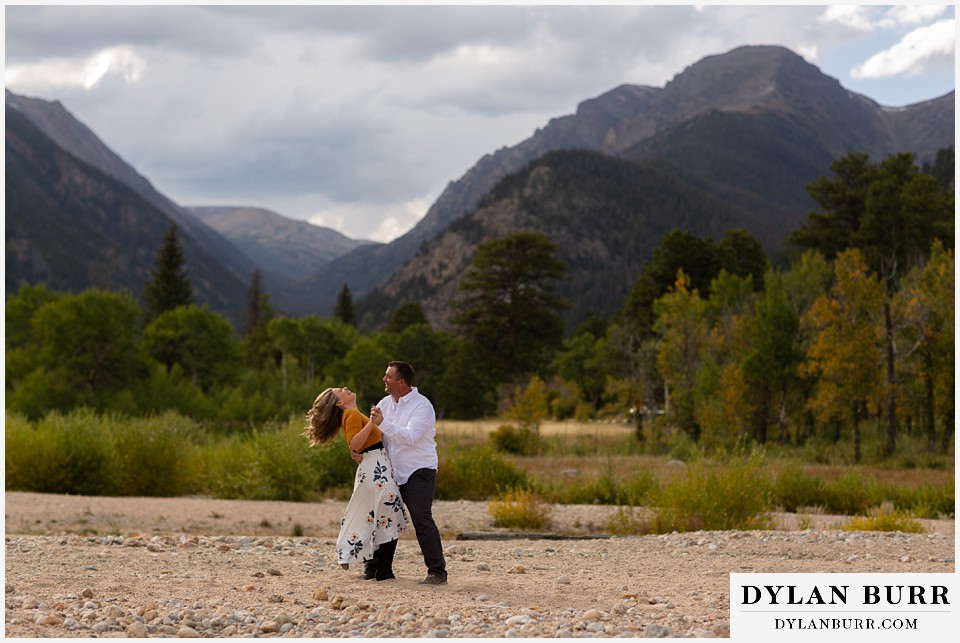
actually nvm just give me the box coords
[303,388,343,446]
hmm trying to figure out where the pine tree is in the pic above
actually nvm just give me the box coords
[243,268,274,368]
[144,223,193,322]
[333,283,357,326]
[452,231,568,384]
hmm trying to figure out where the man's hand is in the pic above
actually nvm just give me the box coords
[350,450,363,464]
[370,406,383,426]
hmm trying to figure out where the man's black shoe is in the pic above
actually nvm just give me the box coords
[418,573,447,585]
[375,570,396,581]
[362,565,377,580]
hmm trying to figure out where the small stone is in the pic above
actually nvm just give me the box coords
[177,625,201,637]
[36,614,64,626]
[476,595,489,602]
[583,609,601,621]
[507,565,526,574]
[261,620,280,633]
[268,594,284,603]
[126,622,148,638]
[241,585,256,592]
[267,568,283,576]
[558,575,571,584]
[900,555,912,563]
[5,584,14,594]
[477,563,491,571]
[313,588,329,601]
[506,615,533,625]
[644,624,672,638]
[81,588,95,598]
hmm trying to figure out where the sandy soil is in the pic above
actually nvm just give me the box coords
[3,492,955,638]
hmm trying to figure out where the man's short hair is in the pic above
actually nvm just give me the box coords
[388,360,415,386]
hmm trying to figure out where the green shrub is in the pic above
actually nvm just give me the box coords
[487,487,552,529]
[898,481,954,519]
[200,434,268,499]
[542,466,658,506]
[771,462,824,512]
[6,409,120,495]
[436,447,528,500]
[112,412,202,496]
[650,453,772,533]
[200,421,355,501]
[820,472,884,515]
[490,424,542,456]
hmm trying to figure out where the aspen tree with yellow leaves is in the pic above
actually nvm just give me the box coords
[800,249,885,462]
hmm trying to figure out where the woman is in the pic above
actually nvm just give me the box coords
[304,387,407,581]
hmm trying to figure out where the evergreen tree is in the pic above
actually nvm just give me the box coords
[143,223,193,322]
[921,146,954,191]
[385,300,429,333]
[452,231,568,384]
[243,268,274,368]
[333,283,357,326]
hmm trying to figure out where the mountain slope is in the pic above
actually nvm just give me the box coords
[190,205,377,293]
[299,45,954,314]
[5,105,246,315]
[360,150,783,330]
[6,90,255,312]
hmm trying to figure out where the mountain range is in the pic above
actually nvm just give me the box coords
[5,45,954,328]
[293,45,954,319]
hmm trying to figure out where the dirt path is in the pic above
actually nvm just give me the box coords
[4,492,955,638]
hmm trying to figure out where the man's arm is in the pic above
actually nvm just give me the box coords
[371,402,435,446]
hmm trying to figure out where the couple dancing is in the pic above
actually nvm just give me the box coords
[304,361,448,585]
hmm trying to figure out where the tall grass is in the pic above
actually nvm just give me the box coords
[6,410,121,496]
[649,452,772,533]
[5,410,953,522]
[435,447,528,500]
[5,410,355,501]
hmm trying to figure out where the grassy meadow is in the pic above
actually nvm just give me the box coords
[5,410,954,535]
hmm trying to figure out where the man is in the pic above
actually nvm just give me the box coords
[367,361,448,585]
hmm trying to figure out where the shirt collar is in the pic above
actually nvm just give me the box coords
[394,387,417,405]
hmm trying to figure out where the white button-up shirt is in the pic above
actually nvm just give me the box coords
[376,387,438,485]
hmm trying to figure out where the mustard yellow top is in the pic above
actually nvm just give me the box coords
[342,408,383,451]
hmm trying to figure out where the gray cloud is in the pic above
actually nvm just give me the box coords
[4,4,954,242]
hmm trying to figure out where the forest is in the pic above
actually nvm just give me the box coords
[5,151,955,513]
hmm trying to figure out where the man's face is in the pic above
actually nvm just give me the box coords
[383,366,402,398]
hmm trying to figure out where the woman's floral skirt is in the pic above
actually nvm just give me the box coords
[336,447,408,566]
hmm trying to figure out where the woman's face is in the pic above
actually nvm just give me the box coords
[333,387,356,408]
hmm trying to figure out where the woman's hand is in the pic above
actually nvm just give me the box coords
[350,450,363,464]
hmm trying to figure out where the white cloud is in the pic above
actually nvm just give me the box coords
[796,44,819,62]
[879,5,949,29]
[819,5,876,31]
[851,18,955,79]
[307,193,434,242]
[4,46,146,92]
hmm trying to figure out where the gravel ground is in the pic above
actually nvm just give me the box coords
[3,492,955,638]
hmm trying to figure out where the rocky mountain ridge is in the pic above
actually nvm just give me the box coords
[295,45,954,316]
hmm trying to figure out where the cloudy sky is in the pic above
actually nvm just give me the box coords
[5,3,956,243]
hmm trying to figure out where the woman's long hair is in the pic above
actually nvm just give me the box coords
[304,388,343,446]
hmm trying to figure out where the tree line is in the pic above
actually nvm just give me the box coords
[5,151,953,461]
